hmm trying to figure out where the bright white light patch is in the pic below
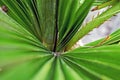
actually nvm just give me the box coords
[80,0,85,4]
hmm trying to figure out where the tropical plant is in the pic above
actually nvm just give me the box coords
[0,0,120,80]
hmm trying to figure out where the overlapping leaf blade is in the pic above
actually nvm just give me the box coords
[57,0,94,51]
[0,6,53,80]
[0,0,57,50]
[0,0,120,80]
[36,0,57,50]
[66,2,120,49]
[63,44,120,80]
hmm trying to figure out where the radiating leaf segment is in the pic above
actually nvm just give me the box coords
[0,0,120,80]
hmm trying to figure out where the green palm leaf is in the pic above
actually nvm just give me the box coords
[63,45,120,80]
[0,0,120,80]
[66,2,120,49]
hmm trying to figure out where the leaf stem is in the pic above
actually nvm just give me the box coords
[53,0,59,52]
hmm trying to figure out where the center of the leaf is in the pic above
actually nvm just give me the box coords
[53,52,61,57]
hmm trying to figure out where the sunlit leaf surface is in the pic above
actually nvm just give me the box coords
[0,0,120,80]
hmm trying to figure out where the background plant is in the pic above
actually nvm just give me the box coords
[0,0,120,80]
